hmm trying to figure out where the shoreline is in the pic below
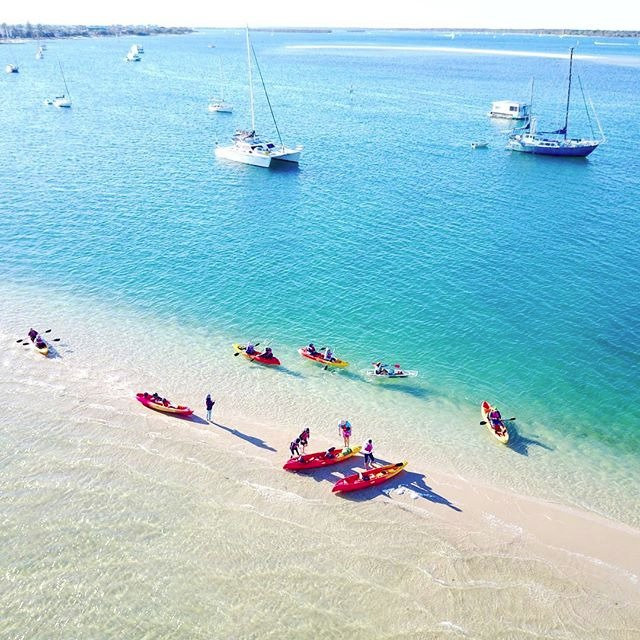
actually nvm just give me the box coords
[2,279,640,636]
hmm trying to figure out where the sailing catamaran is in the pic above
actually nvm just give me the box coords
[215,27,302,168]
[507,48,604,157]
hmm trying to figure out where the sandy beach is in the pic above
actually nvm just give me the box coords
[2,283,639,638]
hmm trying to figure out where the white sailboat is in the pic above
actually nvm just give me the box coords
[208,58,233,113]
[44,61,72,108]
[215,27,302,168]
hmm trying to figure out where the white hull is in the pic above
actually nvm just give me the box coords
[208,102,233,113]
[215,141,302,168]
[215,145,273,167]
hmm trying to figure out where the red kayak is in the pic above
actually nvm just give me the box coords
[233,343,281,366]
[136,393,194,416]
[283,445,362,471]
[332,461,408,493]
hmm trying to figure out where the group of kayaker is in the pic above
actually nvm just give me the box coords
[289,420,377,470]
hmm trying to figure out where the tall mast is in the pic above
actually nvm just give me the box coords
[563,48,574,139]
[59,61,70,97]
[246,26,255,131]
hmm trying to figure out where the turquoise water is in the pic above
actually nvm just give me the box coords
[1,30,639,509]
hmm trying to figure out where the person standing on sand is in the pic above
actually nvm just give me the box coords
[205,394,215,421]
[298,428,310,453]
[290,438,301,458]
[363,439,375,469]
[338,419,352,447]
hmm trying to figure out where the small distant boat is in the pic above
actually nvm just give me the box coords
[132,44,144,54]
[332,461,408,493]
[35,46,44,60]
[215,27,302,168]
[507,49,603,157]
[5,64,19,74]
[471,141,488,149]
[125,47,141,62]
[488,100,530,120]
[208,58,233,113]
[45,62,72,108]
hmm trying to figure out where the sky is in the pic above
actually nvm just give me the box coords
[1,0,639,31]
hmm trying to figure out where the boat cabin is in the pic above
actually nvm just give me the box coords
[489,101,530,120]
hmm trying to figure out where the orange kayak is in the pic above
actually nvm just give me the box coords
[332,461,408,493]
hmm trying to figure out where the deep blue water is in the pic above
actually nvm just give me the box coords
[1,29,639,460]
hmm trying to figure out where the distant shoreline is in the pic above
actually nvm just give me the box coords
[224,26,640,38]
[1,24,639,40]
[0,24,194,41]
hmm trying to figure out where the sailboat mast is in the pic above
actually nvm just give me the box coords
[59,61,70,97]
[246,26,255,131]
[563,48,574,139]
[218,58,225,102]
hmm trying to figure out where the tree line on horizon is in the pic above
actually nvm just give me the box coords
[0,23,193,40]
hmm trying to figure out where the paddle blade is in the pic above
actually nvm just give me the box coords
[53,338,61,342]
[16,338,23,343]
[44,329,52,333]
[233,352,240,356]
[479,420,487,426]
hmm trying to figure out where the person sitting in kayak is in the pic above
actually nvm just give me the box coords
[307,343,318,356]
[162,398,170,407]
[28,328,38,342]
[324,446,336,459]
[263,347,274,359]
[323,347,335,362]
[290,438,301,457]
[374,362,389,375]
[152,392,161,401]
[489,408,506,434]
[245,342,256,355]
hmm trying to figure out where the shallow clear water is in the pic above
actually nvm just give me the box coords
[2,29,638,514]
[1,30,639,635]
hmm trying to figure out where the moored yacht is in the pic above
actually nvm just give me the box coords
[215,27,302,168]
[489,100,530,120]
[216,130,302,167]
[507,49,603,157]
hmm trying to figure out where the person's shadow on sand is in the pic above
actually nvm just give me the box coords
[212,421,277,452]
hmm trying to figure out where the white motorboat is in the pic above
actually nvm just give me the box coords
[35,46,44,60]
[208,99,233,113]
[215,27,302,168]
[5,63,19,74]
[488,100,530,120]
[125,50,141,62]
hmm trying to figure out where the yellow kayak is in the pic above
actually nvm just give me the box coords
[298,347,349,368]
